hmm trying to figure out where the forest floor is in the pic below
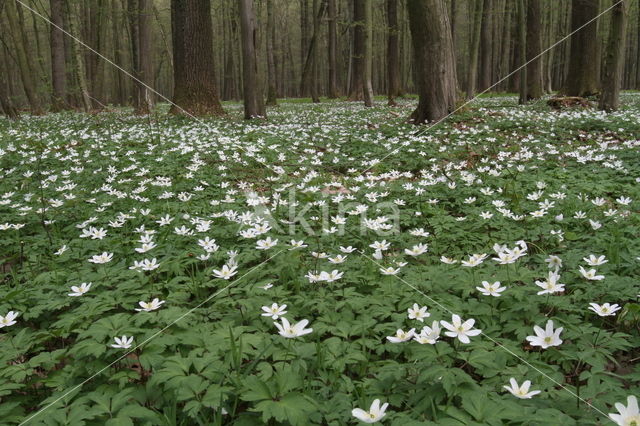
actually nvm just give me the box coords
[0,94,639,425]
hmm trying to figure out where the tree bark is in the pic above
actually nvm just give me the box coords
[129,0,154,114]
[170,0,224,116]
[466,0,484,98]
[599,0,627,111]
[386,0,401,104]
[4,0,43,114]
[517,0,527,104]
[265,0,278,105]
[347,0,365,100]
[239,0,265,118]
[561,0,599,96]
[407,0,457,124]
[327,0,339,98]
[635,0,640,88]
[50,0,68,111]
[363,0,373,107]
[478,0,493,91]
[525,0,544,100]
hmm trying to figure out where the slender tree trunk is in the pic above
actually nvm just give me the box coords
[0,44,19,119]
[599,0,627,111]
[239,0,265,118]
[635,0,640,88]
[478,0,492,90]
[466,0,483,98]
[327,0,339,98]
[407,0,457,124]
[526,0,544,99]
[265,0,278,105]
[561,0,599,96]
[386,0,401,105]
[347,0,365,100]
[4,0,43,114]
[518,0,527,104]
[170,0,224,116]
[50,0,68,111]
[300,0,326,101]
[129,0,153,114]
[363,0,373,106]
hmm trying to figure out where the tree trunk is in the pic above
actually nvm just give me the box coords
[265,0,278,105]
[466,0,484,98]
[300,0,326,102]
[0,44,19,119]
[386,0,401,104]
[347,0,365,100]
[170,0,224,116]
[599,0,627,111]
[49,0,68,111]
[407,0,457,124]
[562,0,599,96]
[239,0,265,118]
[129,0,154,114]
[363,0,373,107]
[65,0,92,111]
[635,0,640,88]
[517,0,527,104]
[327,0,339,98]
[478,0,493,91]
[4,0,43,114]
[525,0,544,100]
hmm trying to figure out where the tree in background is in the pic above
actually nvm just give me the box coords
[347,0,365,101]
[562,0,599,97]
[386,0,401,105]
[129,0,154,114]
[466,0,484,98]
[600,0,627,111]
[49,0,68,111]
[239,0,265,118]
[525,0,544,100]
[327,0,339,98]
[407,0,457,124]
[170,0,224,116]
[265,0,278,106]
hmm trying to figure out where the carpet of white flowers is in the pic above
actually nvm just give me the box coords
[0,95,639,425]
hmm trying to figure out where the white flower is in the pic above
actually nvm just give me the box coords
[526,320,563,349]
[404,243,428,256]
[68,282,92,297]
[274,317,313,338]
[379,266,400,276]
[503,378,541,399]
[583,254,608,266]
[588,303,621,317]
[609,395,640,426]
[88,252,113,264]
[369,240,390,251]
[440,256,457,264]
[535,270,565,295]
[440,314,482,344]
[111,335,134,349]
[256,237,278,250]
[258,282,274,290]
[318,270,343,282]
[261,303,287,320]
[135,298,165,312]
[544,255,562,270]
[352,399,389,423]
[476,281,506,297]
[386,328,415,343]
[579,266,605,281]
[289,240,307,250]
[212,264,238,280]
[54,245,68,255]
[0,311,19,328]
[407,303,430,322]
[413,321,441,344]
